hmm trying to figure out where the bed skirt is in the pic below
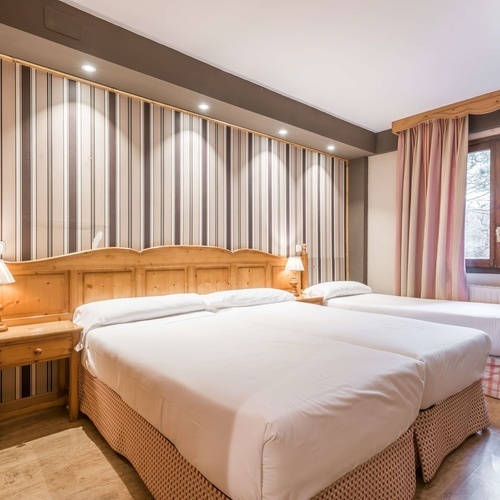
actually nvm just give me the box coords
[483,356,500,399]
[79,366,417,500]
[414,379,490,482]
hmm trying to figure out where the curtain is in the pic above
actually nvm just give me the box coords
[395,116,469,300]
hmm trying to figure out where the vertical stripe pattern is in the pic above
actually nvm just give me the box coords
[0,59,347,403]
[21,65,31,260]
[0,60,346,275]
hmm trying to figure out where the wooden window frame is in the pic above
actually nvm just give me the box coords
[466,135,500,273]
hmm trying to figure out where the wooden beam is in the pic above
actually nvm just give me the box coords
[392,90,500,134]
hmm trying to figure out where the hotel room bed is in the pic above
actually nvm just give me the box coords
[75,292,425,500]
[217,300,491,410]
[3,246,491,498]
[216,297,491,481]
[303,281,500,399]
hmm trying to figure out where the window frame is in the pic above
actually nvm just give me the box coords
[465,135,500,273]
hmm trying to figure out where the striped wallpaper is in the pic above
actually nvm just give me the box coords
[0,58,346,402]
[0,59,346,281]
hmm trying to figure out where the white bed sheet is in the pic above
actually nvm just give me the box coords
[219,301,491,409]
[82,310,424,500]
[326,293,500,356]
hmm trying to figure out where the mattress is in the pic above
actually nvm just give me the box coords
[80,309,425,500]
[326,293,500,356]
[219,301,491,409]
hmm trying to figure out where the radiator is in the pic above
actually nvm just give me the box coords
[468,285,500,304]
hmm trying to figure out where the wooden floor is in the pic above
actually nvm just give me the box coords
[1,398,499,499]
[415,396,500,499]
[0,407,152,499]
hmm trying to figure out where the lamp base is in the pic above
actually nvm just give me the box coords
[290,276,300,297]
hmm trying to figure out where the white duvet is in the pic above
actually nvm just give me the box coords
[326,293,500,356]
[81,310,424,500]
[219,301,491,409]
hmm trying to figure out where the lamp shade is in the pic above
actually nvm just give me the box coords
[0,260,15,285]
[285,256,305,272]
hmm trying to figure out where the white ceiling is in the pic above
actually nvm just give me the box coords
[59,0,500,133]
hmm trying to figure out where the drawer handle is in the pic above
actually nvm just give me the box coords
[34,348,43,356]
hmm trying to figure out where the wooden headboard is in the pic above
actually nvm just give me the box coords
[1,246,308,327]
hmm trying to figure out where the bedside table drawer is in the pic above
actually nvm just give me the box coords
[0,337,73,368]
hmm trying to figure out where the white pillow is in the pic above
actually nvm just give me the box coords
[73,293,206,334]
[302,281,372,300]
[203,288,295,311]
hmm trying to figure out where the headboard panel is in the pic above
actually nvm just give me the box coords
[144,267,189,296]
[80,268,136,303]
[6,270,71,319]
[1,246,308,326]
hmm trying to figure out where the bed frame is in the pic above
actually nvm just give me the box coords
[0,245,490,497]
[1,245,308,327]
[0,245,420,499]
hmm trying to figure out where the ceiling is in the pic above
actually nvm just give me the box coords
[1,0,499,159]
[58,0,500,133]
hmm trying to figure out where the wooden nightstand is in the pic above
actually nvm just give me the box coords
[296,295,324,305]
[0,320,82,422]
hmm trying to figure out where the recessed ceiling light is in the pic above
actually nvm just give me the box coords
[198,103,210,111]
[278,129,288,135]
[81,64,96,73]
[327,145,335,151]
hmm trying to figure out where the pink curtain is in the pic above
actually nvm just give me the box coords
[395,116,469,300]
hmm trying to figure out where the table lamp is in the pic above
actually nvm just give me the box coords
[285,256,304,296]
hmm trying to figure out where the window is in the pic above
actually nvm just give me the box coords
[465,135,500,271]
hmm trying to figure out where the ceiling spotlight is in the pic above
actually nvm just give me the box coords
[198,103,210,111]
[278,129,288,135]
[81,64,97,73]
[327,145,335,151]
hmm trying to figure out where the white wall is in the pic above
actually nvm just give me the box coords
[367,151,397,293]
[367,149,500,294]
